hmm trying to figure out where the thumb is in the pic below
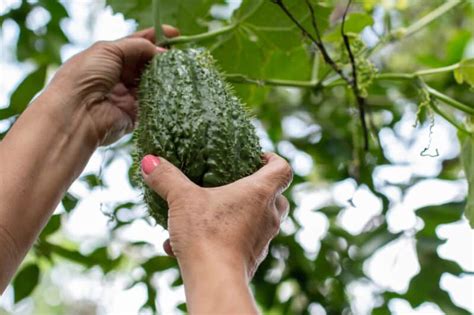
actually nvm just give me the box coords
[141,155,195,201]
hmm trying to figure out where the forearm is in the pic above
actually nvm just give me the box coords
[179,251,259,314]
[0,84,97,291]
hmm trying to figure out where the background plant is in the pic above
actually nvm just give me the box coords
[0,0,473,314]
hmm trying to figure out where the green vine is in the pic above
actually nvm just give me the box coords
[153,0,165,43]
[156,0,471,134]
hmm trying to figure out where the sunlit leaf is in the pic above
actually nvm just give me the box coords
[454,58,474,87]
[107,0,214,34]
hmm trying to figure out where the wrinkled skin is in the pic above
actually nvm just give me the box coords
[141,152,292,279]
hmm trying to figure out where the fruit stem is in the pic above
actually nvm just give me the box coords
[153,0,165,44]
[159,23,237,46]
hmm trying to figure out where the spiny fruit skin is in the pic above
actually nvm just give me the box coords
[134,48,262,227]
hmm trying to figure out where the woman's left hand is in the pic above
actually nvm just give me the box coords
[48,25,179,146]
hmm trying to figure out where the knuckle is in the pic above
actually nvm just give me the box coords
[91,40,110,50]
[251,182,273,203]
[275,162,293,190]
[276,195,290,213]
[269,211,281,231]
[280,161,293,181]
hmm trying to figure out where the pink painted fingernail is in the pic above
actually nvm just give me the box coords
[141,155,160,174]
[156,46,167,52]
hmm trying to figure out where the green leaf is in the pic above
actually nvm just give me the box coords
[142,256,176,273]
[446,31,472,64]
[459,130,474,228]
[454,58,474,87]
[324,12,374,41]
[343,12,374,34]
[416,202,466,236]
[62,192,79,213]
[0,66,47,120]
[177,303,188,312]
[211,0,330,103]
[106,0,153,28]
[107,0,214,34]
[13,264,40,303]
[81,173,106,189]
[39,214,61,239]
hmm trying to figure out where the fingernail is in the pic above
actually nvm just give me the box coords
[141,155,160,175]
[156,46,167,52]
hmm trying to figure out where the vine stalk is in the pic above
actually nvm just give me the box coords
[160,24,238,46]
[153,0,165,43]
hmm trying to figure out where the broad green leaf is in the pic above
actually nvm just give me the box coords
[323,12,374,41]
[106,0,153,28]
[454,58,474,87]
[343,12,374,34]
[107,0,214,34]
[459,131,474,227]
[446,31,472,64]
[362,0,378,11]
[0,66,47,119]
[13,264,40,303]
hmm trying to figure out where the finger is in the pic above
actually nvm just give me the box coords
[141,155,196,201]
[163,239,175,257]
[113,37,162,88]
[275,195,289,219]
[130,25,180,43]
[162,24,180,38]
[245,152,293,194]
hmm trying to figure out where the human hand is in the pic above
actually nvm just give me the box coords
[47,26,179,146]
[141,152,292,279]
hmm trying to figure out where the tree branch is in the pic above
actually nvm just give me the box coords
[271,0,350,83]
[225,72,474,116]
[341,0,369,150]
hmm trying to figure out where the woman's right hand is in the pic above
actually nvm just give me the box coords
[140,152,292,279]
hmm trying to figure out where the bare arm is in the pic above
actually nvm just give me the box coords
[0,24,293,314]
[0,26,179,292]
[141,153,292,314]
[0,86,97,290]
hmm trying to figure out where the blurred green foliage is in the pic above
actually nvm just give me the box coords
[1,0,473,314]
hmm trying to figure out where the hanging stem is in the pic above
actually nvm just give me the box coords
[426,86,474,115]
[153,0,165,44]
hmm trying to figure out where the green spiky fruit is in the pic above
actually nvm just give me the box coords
[133,48,262,227]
